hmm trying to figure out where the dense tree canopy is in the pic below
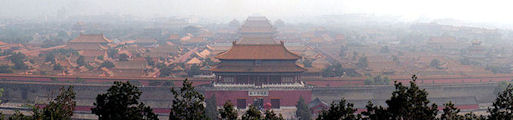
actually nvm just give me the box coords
[91,81,158,120]
[362,75,438,120]
[296,96,311,120]
[169,79,206,120]
[316,98,359,120]
[219,101,238,120]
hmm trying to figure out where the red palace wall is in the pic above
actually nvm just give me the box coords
[205,89,312,107]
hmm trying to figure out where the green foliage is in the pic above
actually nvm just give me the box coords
[488,84,513,119]
[76,56,85,66]
[316,98,359,120]
[430,59,442,69]
[42,86,76,120]
[99,61,115,69]
[362,75,438,120]
[219,101,238,120]
[264,110,284,120]
[204,58,218,66]
[119,53,129,61]
[107,49,118,58]
[159,67,172,77]
[41,39,64,48]
[9,110,31,120]
[380,46,390,53]
[206,95,219,120]
[8,52,28,70]
[97,55,104,60]
[145,56,154,66]
[322,63,361,77]
[303,58,313,68]
[364,75,390,85]
[0,88,3,103]
[44,53,55,63]
[0,65,13,73]
[392,55,399,64]
[441,101,463,120]
[187,64,201,77]
[296,96,311,120]
[357,56,368,68]
[169,79,206,120]
[242,105,262,120]
[91,81,158,120]
[339,45,348,57]
[322,63,344,77]
[53,64,63,71]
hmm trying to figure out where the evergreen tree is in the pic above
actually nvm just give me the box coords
[316,98,359,120]
[440,101,463,120]
[241,105,262,120]
[357,56,368,68]
[9,110,31,120]
[264,110,284,120]
[119,53,129,61]
[91,81,158,120]
[295,96,311,120]
[169,79,206,120]
[76,56,85,66]
[362,75,438,120]
[488,84,513,119]
[43,86,76,120]
[206,95,219,120]
[99,61,115,69]
[219,101,238,120]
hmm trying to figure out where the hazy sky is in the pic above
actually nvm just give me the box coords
[1,0,511,24]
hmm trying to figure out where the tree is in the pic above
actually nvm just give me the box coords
[187,64,201,77]
[219,101,238,120]
[76,56,85,66]
[430,59,441,69]
[9,110,31,120]
[206,95,219,120]
[322,63,344,77]
[99,61,115,69]
[45,53,56,63]
[357,56,368,68]
[97,55,104,60]
[145,56,155,66]
[53,64,63,71]
[296,96,311,120]
[169,79,206,120]
[488,84,513,119]
[119,53,129,61]
[339,45,348,57]
[316,98,359,120]
[91,81,158,120]
[264,110,284,120]
[242,105,262,120]
[380,46,390,53]
[303,59,313,68]
[42,86,76,120]
[8,52,27,70]
[0,65,13,73]
[441,101,463,120]
[362,75,438,120]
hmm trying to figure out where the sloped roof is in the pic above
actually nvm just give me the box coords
[69,34,112,43]
[309,98,328,108]
[215,41,300,60]
[186,57,202,65]
[211,62,305,73]
[0,41,7,46]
